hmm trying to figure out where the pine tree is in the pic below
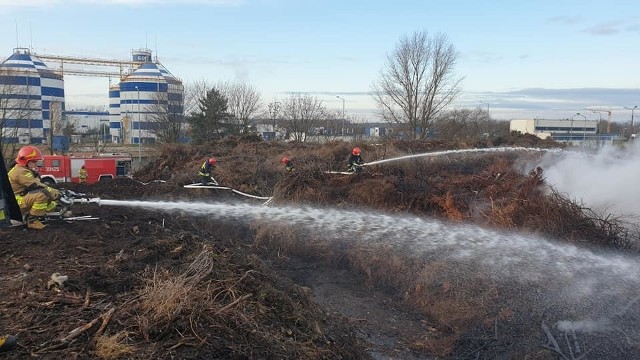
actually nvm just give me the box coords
[187,88,234,144]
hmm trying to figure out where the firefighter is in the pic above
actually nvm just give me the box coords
[347,147,365,173]
[8,146,64,230]
[0,334,17,352]
[197,157,218,186]
[78,165,88,183]
[281,156,294,172]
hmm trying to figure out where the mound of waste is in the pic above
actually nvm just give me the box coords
[2,136,638,359]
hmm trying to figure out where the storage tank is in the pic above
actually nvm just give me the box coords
[0,48,65,144]
[117,49,183,144]
[108,84,124,143]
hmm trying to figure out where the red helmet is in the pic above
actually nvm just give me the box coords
[281,156,290,164]
[352,147,361,156]
[16,145,43,166]
[208,157,217,165]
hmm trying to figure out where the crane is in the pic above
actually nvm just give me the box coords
[588,108,612,133]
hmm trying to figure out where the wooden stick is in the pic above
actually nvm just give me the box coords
[214,293,252,315]
[93,307,116,339]
[83,288,91,308]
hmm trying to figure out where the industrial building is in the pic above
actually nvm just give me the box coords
[0,48,65,145]
[510,118,615,145]
[0,47,183,147]
[109,49,184,144]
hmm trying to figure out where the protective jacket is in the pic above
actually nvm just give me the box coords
[347,154,364,172]
[198,161,214,177]
[78,167,88,183]
[284,161,294,172]
[197,161,217,185]
[8,164,59,217]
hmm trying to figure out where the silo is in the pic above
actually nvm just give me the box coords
[118,48,183,144]
[0,48,65,145]
[108,84,124,143]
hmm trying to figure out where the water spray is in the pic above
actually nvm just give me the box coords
[364,146,562,166]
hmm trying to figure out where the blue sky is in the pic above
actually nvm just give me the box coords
[2,0,640,122]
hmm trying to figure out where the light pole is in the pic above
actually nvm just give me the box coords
[575,112,587,144]
[480,101,490,135]
[480,101,489,113]
[592,111,602,133]
[135,86,141,166]
[624,105,638,138]
[336,96,345,137]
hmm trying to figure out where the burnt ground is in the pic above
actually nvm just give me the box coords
[1,137,638,359]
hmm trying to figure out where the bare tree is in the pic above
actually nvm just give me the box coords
[281,94,328,142]
[433,108,488,140]
[83,123,111,154]
[372,31,463,139]
[183,79,213,118]
[0,69,37,160]
[144,91,184,143]
[48,101,64,154]
[218,81,262,133]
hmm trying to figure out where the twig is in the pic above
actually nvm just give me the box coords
[37,306,115,352]
[230,270,257,289]
[59,316,101,343]
[541,321,570,360]
[83,288,91,308]
[93,307,116,339]
[214,293,252,315]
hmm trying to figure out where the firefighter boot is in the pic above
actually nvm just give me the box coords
[26,215,47,230]
[0,335,17,352]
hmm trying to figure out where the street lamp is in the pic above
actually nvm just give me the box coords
[575,112,587,144]
[135,86,141,166]
[592,111,602,133]
[480,101,490,135]
[624,105,638,138]
[480,101,490,113]
[336,96,345,137]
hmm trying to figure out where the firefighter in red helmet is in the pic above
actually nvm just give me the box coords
[281,156,294,172]
[8,146,63,230]
[347,147,364,173]
[197,157,219,185]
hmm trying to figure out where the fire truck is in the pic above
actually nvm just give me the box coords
[37,153,133,184]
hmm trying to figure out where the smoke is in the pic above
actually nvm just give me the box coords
[540,141,640,219]
[556,319,611,333]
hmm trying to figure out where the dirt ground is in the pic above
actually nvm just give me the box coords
[1,137,636,359]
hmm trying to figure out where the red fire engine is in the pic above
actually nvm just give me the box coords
[37,153,133,184]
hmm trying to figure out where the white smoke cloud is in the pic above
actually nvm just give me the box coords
[556,319,610,333]
[541,141,640,219]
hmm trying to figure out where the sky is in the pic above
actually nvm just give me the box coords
[2,0,640,123]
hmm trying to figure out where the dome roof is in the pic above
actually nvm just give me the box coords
[0,48,61,79]
[125,61,180,84]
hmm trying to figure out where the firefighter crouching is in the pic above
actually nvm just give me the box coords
[8,146,63,230]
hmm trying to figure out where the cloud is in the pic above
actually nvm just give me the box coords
[465,88,640,114]
[582,21,621,36]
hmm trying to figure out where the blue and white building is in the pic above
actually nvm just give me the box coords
[0,48,65,144]
[109,49,184,144]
